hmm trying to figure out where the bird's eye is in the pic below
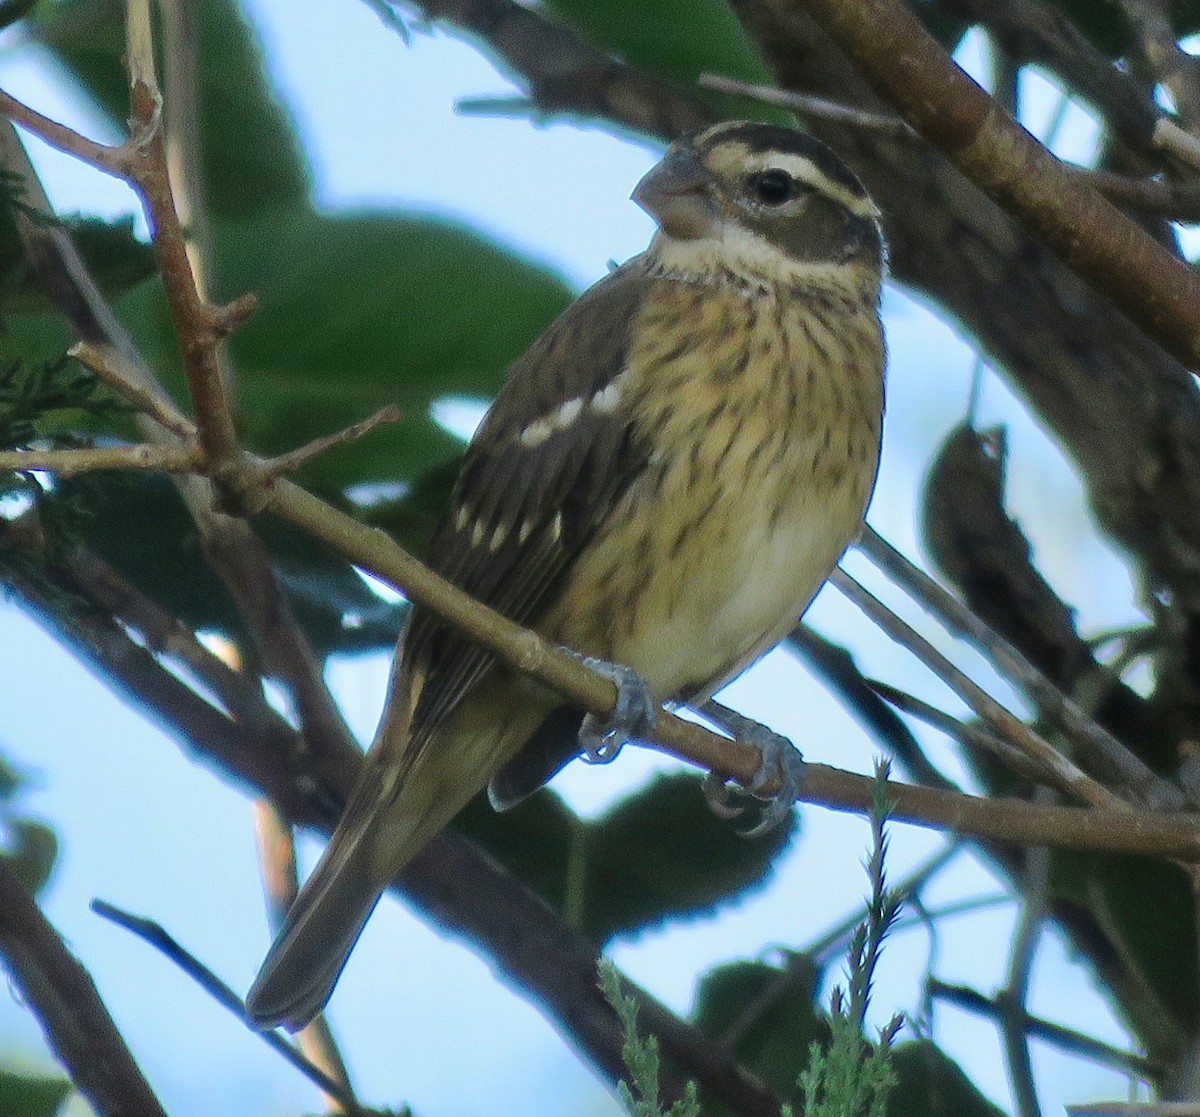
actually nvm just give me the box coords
[749,169,796,205]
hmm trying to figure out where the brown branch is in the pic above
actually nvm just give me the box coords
[250,405,402,480]
[791,0,1200,368]
[1119,0,1200,129]
[69,342,196,438]
[1,533,785,1117]
[122,69,240,471]
[1,70,360,784]
[1072,166,1200,221]
[0,443,201,477]
[0,88,129,176]
[699,72,916,136]
[928,979,1157,1080]
[408,0,712,138]
[829,567,1128,811]
[944,0,1161,157]
[0,860,169,1117]
[857,527,1184,809]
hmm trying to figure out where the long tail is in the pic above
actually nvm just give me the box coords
[245,667,549,1031]
[244,810,385,1031]
[245,662,424,1032]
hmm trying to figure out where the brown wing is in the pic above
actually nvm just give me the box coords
[403,259,656,744]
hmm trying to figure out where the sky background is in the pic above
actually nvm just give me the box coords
[0,3,1157,1115]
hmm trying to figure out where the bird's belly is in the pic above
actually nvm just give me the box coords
[615,485,861,698]
[545,433,871,701]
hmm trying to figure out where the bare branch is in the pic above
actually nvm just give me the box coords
[858,527,1184,809]
[90,900,365,1115]
[0,861,168,1117]
[830,566,1127,811]
[700,72,916,136]
[251,405,402,480]
[0,442,201,477]
[792,0,1200,367]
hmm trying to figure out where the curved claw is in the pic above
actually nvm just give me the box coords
[740,728,806,837]
[573,654,657,765]
[702,773,747,820]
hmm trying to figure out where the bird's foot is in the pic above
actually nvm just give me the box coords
[700,700,805,837]
[565,652,657,764]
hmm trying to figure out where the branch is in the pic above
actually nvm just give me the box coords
[0,72,358,787]
[407,0,712,138]
[791,0,1200,368]
[0,860,168,1117]
[857,527,1184,809]
[928,979,1157,1080]
[700,72,916,136]
[0,442,201,477]
[829,567,1126,811]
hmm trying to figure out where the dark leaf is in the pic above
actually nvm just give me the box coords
[0,1070,71,1117]
[544,0,793,124]
[888,1041,1008,1117]
[693,956,826,1103]
[583,773,797,943]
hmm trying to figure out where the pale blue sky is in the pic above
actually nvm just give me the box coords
[0,5,1149,1115]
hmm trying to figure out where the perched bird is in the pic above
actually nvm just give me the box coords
[247,121,887,1030]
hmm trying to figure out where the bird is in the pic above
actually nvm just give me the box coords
[246,120,887,1031]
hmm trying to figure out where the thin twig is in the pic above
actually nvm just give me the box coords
[929,980,1157,1081]
[829,566,1127,812]
[251,405,402,479]
[0,862,168,1117]
[69,341,197,438]
[699,73,917,137]
[1153,118,1200,172]
[1001,808,1050,1117]
[0,442,201,477]
[0,87,128,175]
[857,527,1182,808]
[90,900,365,1115]
[1068,1104,1200,1116]
[864,679,1022,767]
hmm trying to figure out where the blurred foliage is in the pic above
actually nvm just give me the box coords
[456,773,795,943]
[0,752,57,896]
[0,1070,71,1117]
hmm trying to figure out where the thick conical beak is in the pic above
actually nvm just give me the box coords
[632,147,719,240]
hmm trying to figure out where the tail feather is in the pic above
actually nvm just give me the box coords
[246,669,556,1030]
[245,810,384,1031]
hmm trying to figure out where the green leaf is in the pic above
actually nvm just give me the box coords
[0,1069,71,1117]
[543,0,792,125]
[1070,853,1200,1064]
[456,773,794,942]
[110,208,573,493]
[49,472,402,658]
[693,957,827,1101]
[452,789,576,908]
[887,1041,1007,1117]
[581,773,797,942]
[3,819,58,896]
[32,0,309,216]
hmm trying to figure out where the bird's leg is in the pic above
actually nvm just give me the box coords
[698,699,806,836]
[563,651,658,764]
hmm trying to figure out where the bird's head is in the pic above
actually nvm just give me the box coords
[633,122,884,292]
